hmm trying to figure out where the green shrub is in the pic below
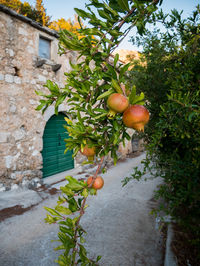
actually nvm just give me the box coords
[126,5,200,251]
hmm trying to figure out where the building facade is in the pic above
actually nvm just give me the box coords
[0,5,134,189]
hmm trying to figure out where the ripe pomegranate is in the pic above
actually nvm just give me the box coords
[80,145,96,161]
[107,93,129,117]
[122,104,150,132]
[87,176,104,190]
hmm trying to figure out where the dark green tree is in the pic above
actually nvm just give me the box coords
[124,6,200,264]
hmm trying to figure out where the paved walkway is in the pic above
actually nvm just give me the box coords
[0,153,163,266]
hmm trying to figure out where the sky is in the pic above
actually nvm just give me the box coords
[22,0,199,51]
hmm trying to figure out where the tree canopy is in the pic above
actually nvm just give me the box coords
[0,0,50,26]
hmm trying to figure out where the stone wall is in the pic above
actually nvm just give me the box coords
[0,7,135,189]
[0,9,77,187]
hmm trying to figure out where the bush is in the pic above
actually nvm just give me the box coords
[126,5,200,256]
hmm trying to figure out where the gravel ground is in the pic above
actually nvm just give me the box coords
[0,153,163,266]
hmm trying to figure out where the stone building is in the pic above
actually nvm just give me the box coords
[0,5,134,190]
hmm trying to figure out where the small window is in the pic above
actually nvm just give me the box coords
[39,36,51,59]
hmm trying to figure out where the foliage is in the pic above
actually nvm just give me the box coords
[49,15,84,37]
[0,0,50,26]
[44,175,101,265]
[36,0,162,264]
[35,0,50,26]
[125,5,200,255]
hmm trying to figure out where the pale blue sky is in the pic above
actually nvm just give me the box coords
[22,0,199,50]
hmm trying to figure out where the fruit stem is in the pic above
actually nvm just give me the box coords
[94,156,104,179]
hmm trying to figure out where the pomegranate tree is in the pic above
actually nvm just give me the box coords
[36,0,161,264]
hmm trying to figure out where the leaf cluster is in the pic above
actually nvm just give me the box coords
[44,176,100,265]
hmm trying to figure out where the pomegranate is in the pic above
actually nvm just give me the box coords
[107,93,129,117]
[87,176,104,190]
[122,104,150,132]
[80,145,96,161]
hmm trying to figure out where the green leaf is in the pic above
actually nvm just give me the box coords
[188,112,197,122]
[57,196,67,205]
[119,63,130,80]
[96,88,114,100]
[97,255,102,262]
[104,3,119,17]
[132,92,145,105]
[109,29,122,37]
[79,244,88,260]
[81,188,89,197]
[129,85,136,104]
[98,9,112,20]
[55,206,72,215]
[80,236,86,243]
[123,131,131,141]
[44,207,62,217]
[114,53,119,68]
[60,186,75,196]
[117,0,129,11]
[74,8,93,19]
[111,79,123,93]
[89,188,97,195]
[35,101,46,111]
[59,226,74,237]
[65,176,85,191]
[35,90,46,97]
[94,113,107,120]
[44,214,59,224]
[113,120,119,131]
[68,198,79,212]
[80,28,103,36]
[54,245,65,251]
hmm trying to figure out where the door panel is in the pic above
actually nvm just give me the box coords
[42,113,74,178]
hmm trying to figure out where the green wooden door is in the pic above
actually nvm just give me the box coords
[42,113,74,178]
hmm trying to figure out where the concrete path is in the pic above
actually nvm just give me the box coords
[0,153,163,266]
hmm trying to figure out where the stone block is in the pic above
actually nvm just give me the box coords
[5,74,14,83]
[42,70,48,76]
[9,104,17,113]
[13,129,25,141]
[5,66,15,74]
[14,76,21,84]
[31,79,36,84]
[38,75,46,83]
[32,150,39,156]
[0,132,10,143]
[0,183,6,192]
[18,27,28,36]
[0,73,4,80]
[5,156,13,169]
[5,48,14,57]
[29,99,36,105]
[10,184,19,190]
[27,46,34,54]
